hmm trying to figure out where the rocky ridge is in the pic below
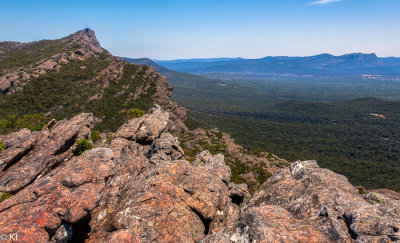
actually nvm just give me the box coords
[0,29,104,93]
[0,106,398,243]
[0,29,184,134]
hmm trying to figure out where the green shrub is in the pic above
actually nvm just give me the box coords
[357,187,366,194]
[0,113,50,134]
[16,113,51,131]
[0,142,6,154]
[72,139,92,155]
[0,192,13,202]
[90,130,102,143]
[123,108,145,119]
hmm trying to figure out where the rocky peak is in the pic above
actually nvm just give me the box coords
[0,28,106,94]
[65,28,103,53]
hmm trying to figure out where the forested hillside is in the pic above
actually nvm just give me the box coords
[0,29,174,134]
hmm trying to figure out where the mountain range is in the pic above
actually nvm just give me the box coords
[156,53,400,76]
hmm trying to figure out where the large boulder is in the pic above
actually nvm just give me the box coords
[244,160,400,242]
[88,159,234,243]
[116,105,169,143]
[202,205,329,243]
[192,150,231,185]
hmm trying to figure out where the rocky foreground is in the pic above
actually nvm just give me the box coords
[0,106,399,243]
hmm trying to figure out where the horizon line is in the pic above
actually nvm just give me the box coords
[124,53,400,61]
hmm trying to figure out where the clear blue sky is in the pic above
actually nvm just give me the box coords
[1,0,399,59]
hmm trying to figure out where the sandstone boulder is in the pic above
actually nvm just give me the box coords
[245,160,400,242]
[202,205,329,243]
[116,105,169,143]
[193,150,231,184]
[0,148,115,242]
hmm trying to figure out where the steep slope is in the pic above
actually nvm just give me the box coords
[0,29,184,134]
[121,57,232,104]
[121,57,270,114]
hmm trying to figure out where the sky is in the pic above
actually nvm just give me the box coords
[1,0,399,59]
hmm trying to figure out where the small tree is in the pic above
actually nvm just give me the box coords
[72,139,92,155]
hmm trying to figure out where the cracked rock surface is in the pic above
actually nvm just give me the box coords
[0,107,399,243]
[0,113,94,193]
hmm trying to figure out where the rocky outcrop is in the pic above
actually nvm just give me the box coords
[0,73,19,93]
[64,28,103,54]
[0,107,399,243]
[115,105,169,143]
[236,160,400,242]
[0,113,94,193]
[192,151,231,184]
[0,106,242,242]
[0,41,29,58]
[0,148,115,242]
[88,106,238,242]
[201,160,400,242]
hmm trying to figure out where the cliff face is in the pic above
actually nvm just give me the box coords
[0,106,399,243]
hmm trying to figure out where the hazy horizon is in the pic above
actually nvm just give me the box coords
[1,0,399,59]
[150,53,398,61]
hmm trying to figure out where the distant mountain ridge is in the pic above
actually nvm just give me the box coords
[155,53,400,76]
[156,57,243,63]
